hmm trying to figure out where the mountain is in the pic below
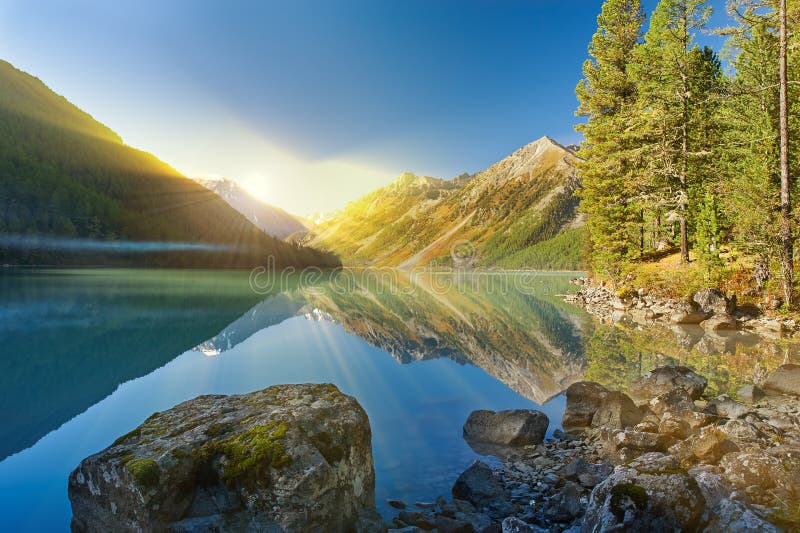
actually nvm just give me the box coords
[304,137,584,269]
[0,60,337,268]
[195,177,307,240]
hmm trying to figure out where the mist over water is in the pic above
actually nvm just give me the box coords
[0,235,232,253]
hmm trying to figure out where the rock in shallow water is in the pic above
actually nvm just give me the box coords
[452,460,505,508]
[69,383,375,532]
[463,409,549,447]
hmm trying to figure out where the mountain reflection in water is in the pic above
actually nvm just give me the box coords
[1,269,799,531]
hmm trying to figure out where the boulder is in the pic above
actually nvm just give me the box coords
[452,461,505,508]
[501,517,538,533]
[703,395,750,419]
[563,382,609,428]
[463,410,549,447]
[693,288,737,315]
[736,384,765,403]
[658,412,690,439]
[669,426,739,466]
[719,450,799,497]
[610,430,672,454]
[628,366,707,402]
[580,463,705,532]
[591,391,642,429]
[688,466,731,508]
[690,467,779,531]
[706,499,780,533]
[648,388,696,416]
[763,364,800,397]
[562,458,613,488]
[69,384,375,532]
[626,452,680,474]
[546,481,583,522]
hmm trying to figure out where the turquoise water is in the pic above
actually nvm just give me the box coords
[0,269,581,531]
[2,268,792,531]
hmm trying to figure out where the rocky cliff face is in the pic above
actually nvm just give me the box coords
[68,384,375,532]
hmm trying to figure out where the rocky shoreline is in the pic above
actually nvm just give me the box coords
[69,365,800,532]
[381,364,800,532]
[564,277,799,339]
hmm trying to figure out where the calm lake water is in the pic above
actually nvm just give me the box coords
[0,268,797,531]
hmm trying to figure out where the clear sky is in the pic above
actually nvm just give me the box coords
[0,0,727,215]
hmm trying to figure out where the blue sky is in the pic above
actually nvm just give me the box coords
[0,0,728,214]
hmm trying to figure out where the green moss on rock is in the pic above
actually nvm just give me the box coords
[191,421,292,488]
[125,458,160,487]
[610,483,648,521]
[112,427,141,447]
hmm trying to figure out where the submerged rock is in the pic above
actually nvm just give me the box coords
[452,460,505,508]
[463,409,549,447]
[69,383,375,532]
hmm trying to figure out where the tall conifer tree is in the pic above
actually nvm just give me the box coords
[634,0,714,264]
[576,0,646,278]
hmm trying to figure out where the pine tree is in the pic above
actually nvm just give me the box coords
[719,0,800,304]
[634,0,715,264]
[576,0,646,279]
[695,191,724,271]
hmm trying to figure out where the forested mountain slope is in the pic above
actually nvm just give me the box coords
[0,60,337,268]
[305,137,584,269]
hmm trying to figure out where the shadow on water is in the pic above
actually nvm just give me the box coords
[0,269,267,460]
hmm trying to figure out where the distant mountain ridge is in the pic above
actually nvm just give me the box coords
[195,177,307,240]
[0,59,337,268]
[304,136,584,269]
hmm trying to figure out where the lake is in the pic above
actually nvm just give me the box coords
[0,268,797,531]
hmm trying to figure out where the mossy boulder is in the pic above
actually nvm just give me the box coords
[69,383,375,532]
[581,460,705,532]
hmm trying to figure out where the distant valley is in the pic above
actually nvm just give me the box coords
[304,137,584,270]
[194,177,308,240]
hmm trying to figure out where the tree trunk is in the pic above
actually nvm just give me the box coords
[779,0,793,307]
[640,209,645,257]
